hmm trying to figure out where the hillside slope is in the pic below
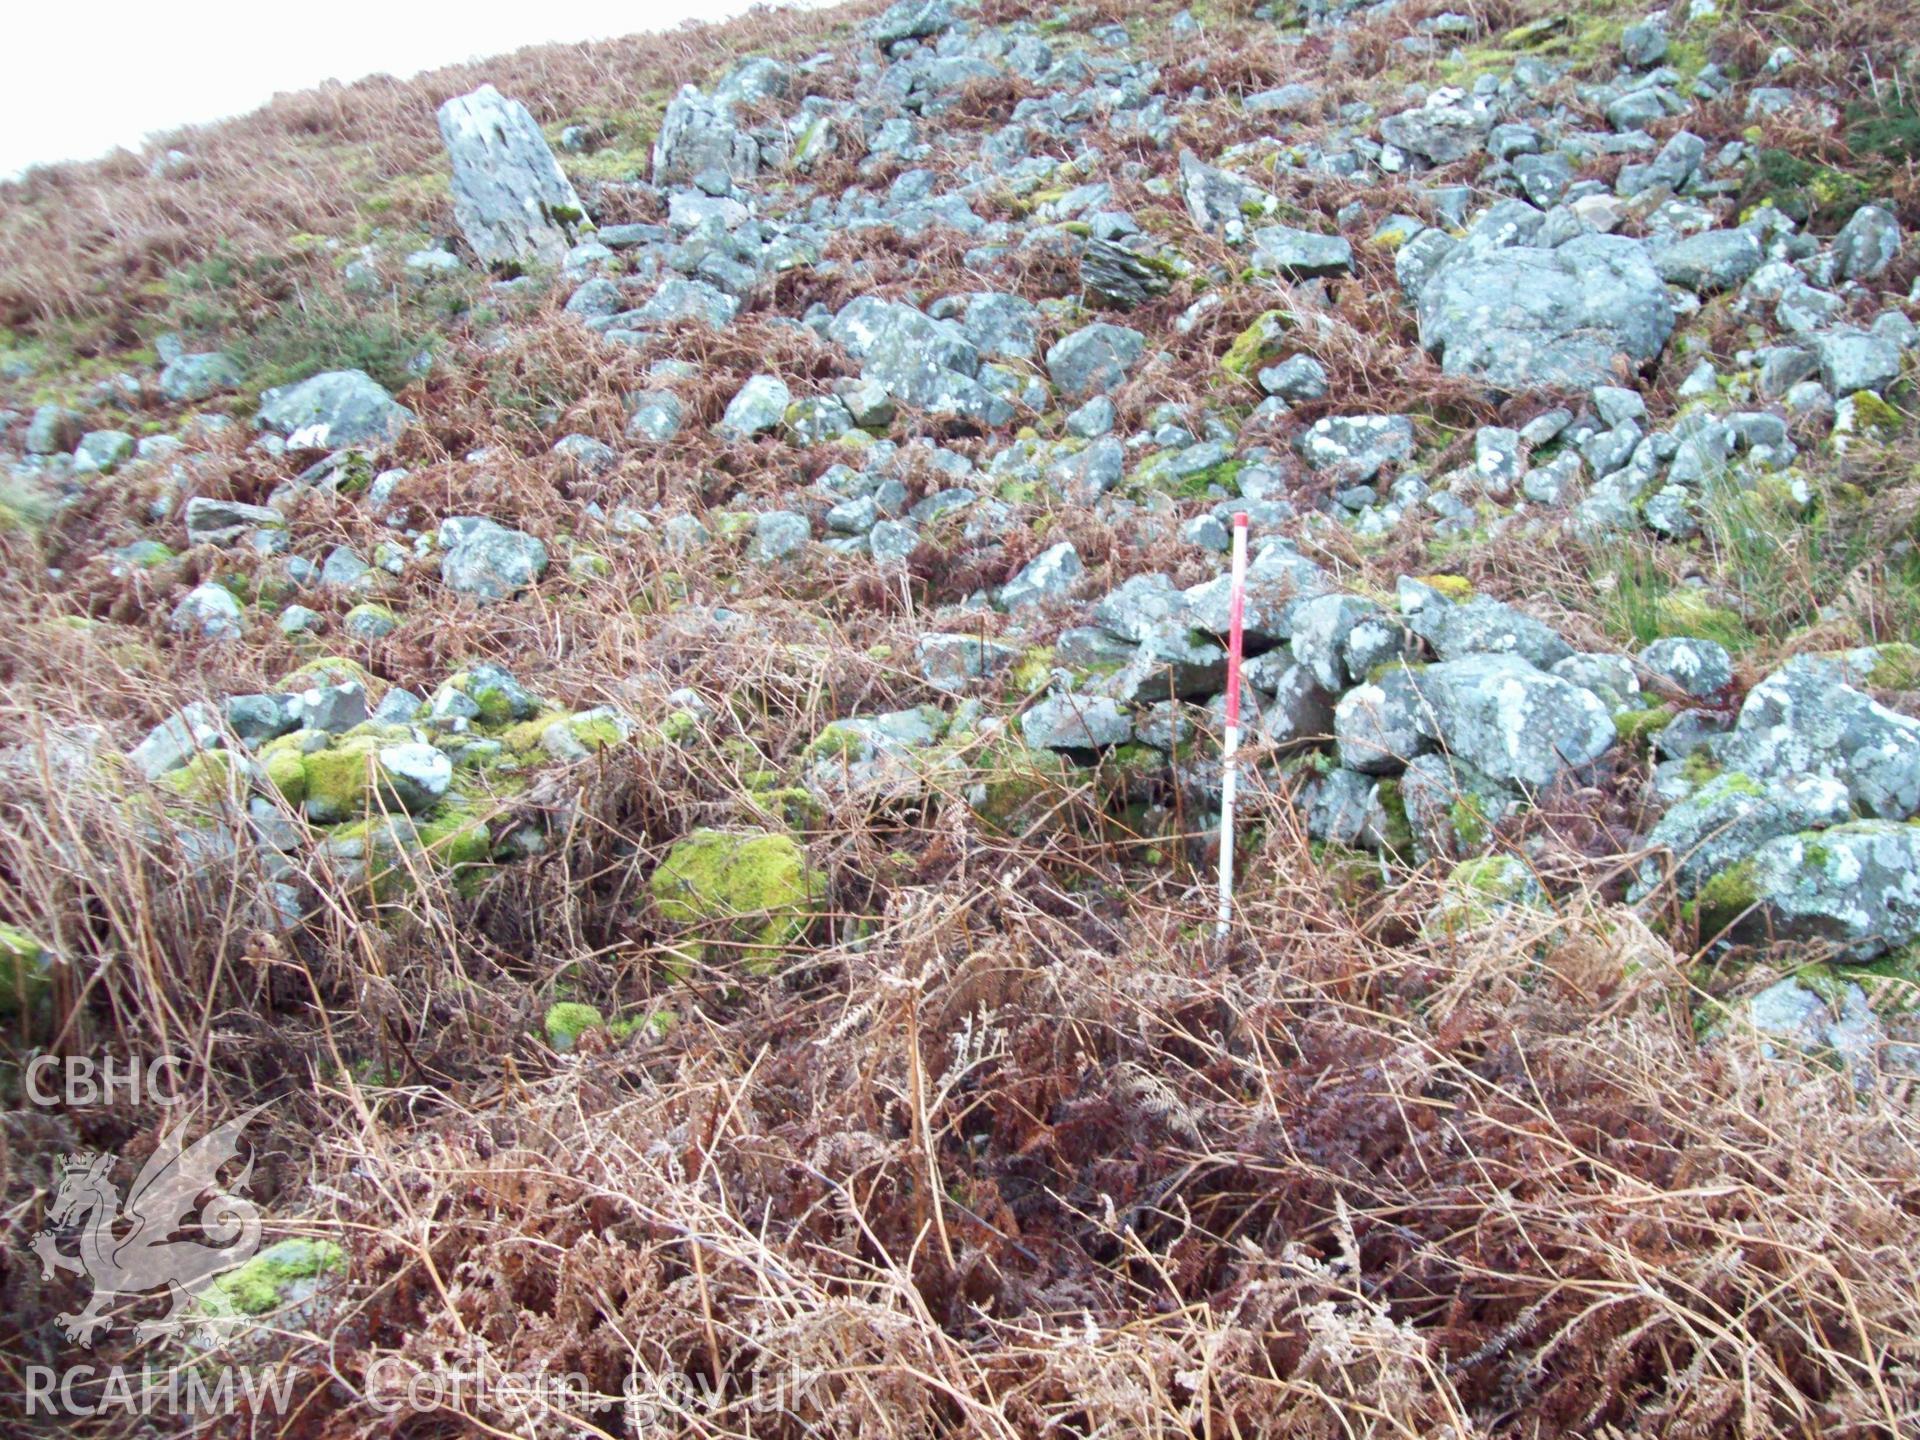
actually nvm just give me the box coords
[3,0,1920,1435]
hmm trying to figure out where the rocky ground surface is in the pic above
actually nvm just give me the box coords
[3,0,1920,1435]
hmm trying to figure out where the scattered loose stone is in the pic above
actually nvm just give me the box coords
[1045,323,1145,399]
[170,583,246,641]
[257,371,413,449]
[998,541,1082,609]
[439,517,549,602]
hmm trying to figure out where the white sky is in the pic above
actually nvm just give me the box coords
[1,0,826,179]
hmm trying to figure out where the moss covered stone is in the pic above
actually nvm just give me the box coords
[342,602,400,640]
[650,828,822,975]
[805,722,868,763]
[1425,854,1545,937]
[962,739,1070,837]
[1613,705,1676,749]
[660,708,701,744]
[1008,647,1055,696]
[437,666,541,727]
[198,1237,345,1320]
[298,738,387,824]
[499,710,566,752]
[1839,389,1902,441]
[1448,793,1490,853]
[417,812,492,880]
[159,749,254,804]
[569,550,612,579]
[1653,590,1751,651]
[264,747,308,805]
[543,1001,605,1050]
[0,923,53,1022]
[1861,642,1920,690]
[1414,573,1475,602]
[608,1010,674,1042]
[1693,859,1759,935]
[538,708,633,760]
[285,655,377,694]
[1220,310,1293,381]
[1373,777,1415,861]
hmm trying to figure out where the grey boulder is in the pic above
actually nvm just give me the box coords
[870,0,954,43]
[378,743,454,812]
[1406,592,1573,669]
[626,391,685,443]
[437,85,586,267]
[1814,329,1901,397]
[159,352,242,402]
[131,702,224,780]
[1651,229,1764,293]
[999,541,1082,609]
[256,370,412,449]
[1081,239,1174,309]
[1638,637,1733,699]
[652,85,758,185]
[1416,234,1675,390]
[1380,94,1495,165]
[1298,415,1415,483]
[1416,653,1616,788]
[1251,225,1352,278]
[1177,149,1278,242]
[1335,663,1434,775]
[1021,692,1131,751]
[748,510,811,564]
[1045,323,1146,399]
[439,516,548,602]
[1832,204,1901,282]
[716,374,791,440]
[916,634,1021,690]
[169,582,246,641]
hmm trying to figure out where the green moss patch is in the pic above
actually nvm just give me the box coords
[199,1237,346,1320]
[0,923,53,1023]
[544,1001,605,1051]
[650,828,823,976]
[1220,310,1293,382]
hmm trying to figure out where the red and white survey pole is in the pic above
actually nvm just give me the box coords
[1216,512,1249,941]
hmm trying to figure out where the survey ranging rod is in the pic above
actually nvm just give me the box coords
[1216,512,1249,940]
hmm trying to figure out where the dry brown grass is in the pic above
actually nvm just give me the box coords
[6,688,1918,1438]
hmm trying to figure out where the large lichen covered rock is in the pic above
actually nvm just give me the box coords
[1415,234,1677,391]
[1632,771,1853,899]
[650,829,823,974]
[1413,654,1617,789]
[1715,657,1920,819]
[436,84,586,267]
[1696,820,1920,960]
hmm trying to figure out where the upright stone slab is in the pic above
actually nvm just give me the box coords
[436,85,585,267]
